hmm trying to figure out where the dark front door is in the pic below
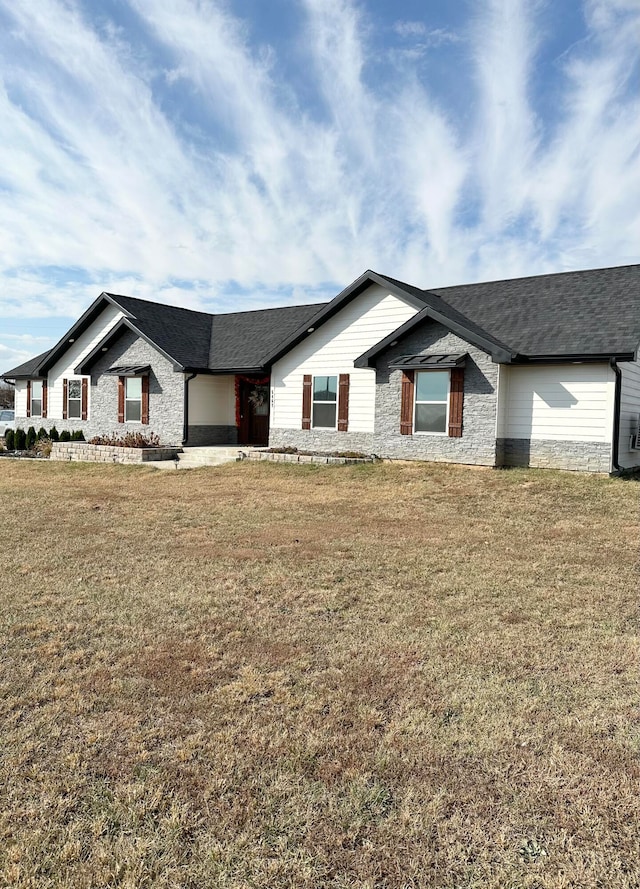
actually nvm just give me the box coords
[238,379,270,446]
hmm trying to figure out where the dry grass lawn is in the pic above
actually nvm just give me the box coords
[0,459,638,888]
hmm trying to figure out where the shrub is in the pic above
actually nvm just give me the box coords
[88,431,161,448]
[71,430,85,441]
[34,437,53,458]
[25,426,37,450]
[60,430,71,442]
[37,427,48,440]
[49,426,59,442]
[4,429,14,450]
[14,428,26,450]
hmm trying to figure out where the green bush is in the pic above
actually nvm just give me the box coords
[49,426,59,442]
[14,428,26,450]
[60,430,71,442]
[71,430,85,441]
[4,429,14,450]
[25,426,37,450]
[37,427,48,440]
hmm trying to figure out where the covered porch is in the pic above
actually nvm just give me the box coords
[185,373,270,447]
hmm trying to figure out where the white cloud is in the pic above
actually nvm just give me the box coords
[0,0,638,352]
[393,21,460,46]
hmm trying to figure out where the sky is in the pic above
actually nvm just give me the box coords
[1,0,639,372]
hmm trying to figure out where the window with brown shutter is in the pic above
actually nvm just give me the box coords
[26,380,31,418]
[141,376,149,425]
[42,381,48,419]
[337,374,350,431]
[302,374,312,430]
[400,370,414,434]
[447,367,464,437]
[81,379,88,421]
[117,377,125,423]
[62,379,68,420]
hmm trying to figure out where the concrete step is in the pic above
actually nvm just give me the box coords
[148,446,258,470]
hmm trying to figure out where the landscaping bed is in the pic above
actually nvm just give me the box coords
[50,441,182,464]
[249,447,374,464]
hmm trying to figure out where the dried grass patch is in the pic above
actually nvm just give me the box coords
[0,459,638,888]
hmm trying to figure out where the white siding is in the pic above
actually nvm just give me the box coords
[46,304,124,420]
[271,285,418,432]
[14,381,28,416]
[189,374,235,425]
[501,363,615,442]
[618,359,640,468]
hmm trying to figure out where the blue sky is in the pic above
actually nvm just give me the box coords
[1,0,639,371]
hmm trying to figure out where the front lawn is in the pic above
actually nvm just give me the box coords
[0,461,638,888]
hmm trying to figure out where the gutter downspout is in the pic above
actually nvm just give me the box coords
[182,372,197,447]
[610,358,624,474]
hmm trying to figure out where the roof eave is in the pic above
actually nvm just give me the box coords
[181,365,266,375]
[512,352,635,364]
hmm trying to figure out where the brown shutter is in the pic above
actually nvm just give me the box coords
[400,370,414,435]
[302,374,312,430]
[42,381,48,418]
[26,380,31,418]
[81,379,88,421]
[448,367,464,437]
[62,379,68,420]
[117,377,125,423]
[337,374,350,431]
[141,376,149,425]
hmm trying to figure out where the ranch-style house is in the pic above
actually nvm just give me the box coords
[4,264,640,473]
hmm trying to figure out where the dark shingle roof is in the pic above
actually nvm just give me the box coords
[107,294,214,369]
[429,264,640,357]
[3,264,639,379]
[208,303,327,370]
[1,351,51,379]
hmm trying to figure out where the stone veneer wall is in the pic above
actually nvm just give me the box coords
[90,330,185,445]
[496,438,612,472]
[50,442,181,463]
[373,325,499,466]
[186,424,238,446]
[268,428,374,454]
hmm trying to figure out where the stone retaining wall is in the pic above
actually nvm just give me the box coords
[50,442,182,464]
[246,450,373,465]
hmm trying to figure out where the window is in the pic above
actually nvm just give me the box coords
[312,375,337,428]
[67,379,82,418]
[414,371,449,434]
[30,380,43,417]
[125,377,142,421]
[117,375,148,424]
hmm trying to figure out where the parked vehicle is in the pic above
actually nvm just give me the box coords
[0,409,15,437]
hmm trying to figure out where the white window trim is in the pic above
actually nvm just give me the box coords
[413,370,450,436]
[30,380,43,418]
[67,379,83,420]
[124,377,142,423]
[311,374,338,431]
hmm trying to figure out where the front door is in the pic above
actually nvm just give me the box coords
[238,379,270,446]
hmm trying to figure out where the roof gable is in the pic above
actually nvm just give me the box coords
[260,271,429,367]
